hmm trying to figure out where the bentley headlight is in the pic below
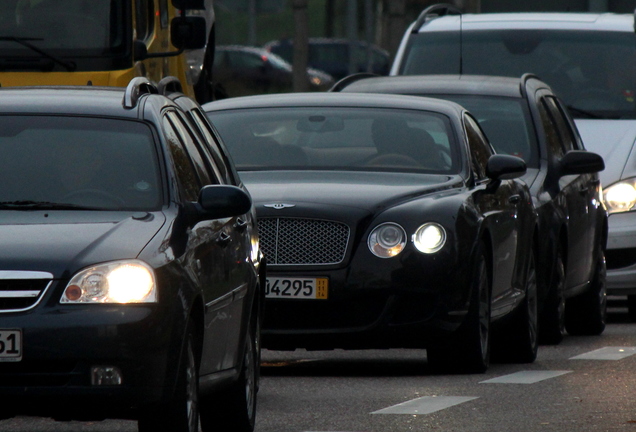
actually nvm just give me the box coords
[604,180,636,214]
[413,223,446,254]
[61,260,157,304]
[368,223,407,258]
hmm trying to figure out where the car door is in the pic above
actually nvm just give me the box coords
[187,107,257,369]
[538,94,595,289]
[464,114,524,318]
[163,109,234,374]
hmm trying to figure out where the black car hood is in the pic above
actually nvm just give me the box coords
[0,211,166,277]
[241,170,461,217]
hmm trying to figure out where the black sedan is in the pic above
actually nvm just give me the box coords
[204,92,538,373]
[337,74,608,344]
[0,79,264,432]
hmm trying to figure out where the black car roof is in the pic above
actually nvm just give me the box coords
[0,85,160,118]
[339,74,550,98]
[203,92,467,119]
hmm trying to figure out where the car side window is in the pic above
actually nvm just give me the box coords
[543,96,577,152]
[553,97,586,150]
[189,109,235,185]
[464,114,492,181]
[537,99,565,159]
[165,111,216,186]
[162,116,202,202]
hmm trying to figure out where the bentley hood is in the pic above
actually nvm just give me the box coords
[0,211,166,278]
[241,170,460,218]
[576,119,636,186]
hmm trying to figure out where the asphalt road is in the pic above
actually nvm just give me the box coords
[1,298,634,432]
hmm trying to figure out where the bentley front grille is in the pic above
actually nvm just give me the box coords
[259,218,350,265]
[0,271,53,313]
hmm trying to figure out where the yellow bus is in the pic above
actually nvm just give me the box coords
[0,0,215,102]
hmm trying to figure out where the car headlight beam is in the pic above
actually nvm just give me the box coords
[61,260,157,304]
[413,223,446,254]
[368,223,407,258]
[604,180,636,214]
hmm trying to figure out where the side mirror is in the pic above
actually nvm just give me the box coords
[197,185,252,220]
[171,16,207,50]
[133,40,148,61]
[486,154,527,181]
[559,150,605,176]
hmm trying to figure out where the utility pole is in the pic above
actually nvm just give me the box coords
[292,0,309,92]
[347,0,358,75]
[247,0,257,45]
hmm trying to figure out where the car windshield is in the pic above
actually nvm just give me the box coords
[401,30,636,119]
[0,116,162,211]
[209,107,461,174]
[0,0,125,55]
[425,95,539,168]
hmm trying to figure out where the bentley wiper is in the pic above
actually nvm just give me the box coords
[0,36,76,71]
[566,105,602,119]
[0,201,95,210]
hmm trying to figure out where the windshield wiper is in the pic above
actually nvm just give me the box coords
[566,105,603,119]
[0,201,96,210]
[0,36,76,71]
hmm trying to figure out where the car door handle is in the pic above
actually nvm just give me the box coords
[508,194,520,204]
[217,232,231,247]
[234,218,248,232]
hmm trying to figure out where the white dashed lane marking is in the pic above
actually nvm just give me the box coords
[371,396,479,415]
[570,346,636,360]
[480,370,572,384]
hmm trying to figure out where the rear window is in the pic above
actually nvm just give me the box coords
[401,29,636,119]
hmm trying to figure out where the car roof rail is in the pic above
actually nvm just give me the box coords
[412,3,462,34]
[123,77,158,109]
[329,73,379,92]
[157,76,184,96]
[519,73,542,99]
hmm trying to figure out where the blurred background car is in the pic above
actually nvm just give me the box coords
[337,73,608,344]
[213,45,334,97]
[389,4,635,321]
[263,37,391,80]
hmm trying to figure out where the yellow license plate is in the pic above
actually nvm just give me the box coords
[265,277,328,299]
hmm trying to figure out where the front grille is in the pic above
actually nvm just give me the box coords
[0,271,53,313]
[0,360,78,387]
[259,217,350,265]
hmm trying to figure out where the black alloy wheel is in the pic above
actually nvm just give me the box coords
[539,244,566,345]
[565,251,607,335]
[427,241,491,374]
[138,320,200,432]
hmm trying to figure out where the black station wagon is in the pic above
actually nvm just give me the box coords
[0,78,264,432]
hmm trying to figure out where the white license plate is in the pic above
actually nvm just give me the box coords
[265,277,328,299]
[0,329,22,362]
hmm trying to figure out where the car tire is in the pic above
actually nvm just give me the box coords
[492,246,539,363]
[427,242,491,374]
[138,320,200,432]
[565,251,607,335]
[200,316,258,432]
[539,245,566,345]
[627,295,636,323]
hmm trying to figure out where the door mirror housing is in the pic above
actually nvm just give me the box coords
[486,154,527,181]
[559,150,605,176]
[196,185,252,220]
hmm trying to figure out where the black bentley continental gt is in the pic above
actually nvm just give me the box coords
[0,79,264,432]
[204,92,538,373]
